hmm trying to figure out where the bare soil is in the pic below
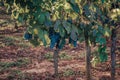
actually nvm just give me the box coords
[0,27,120,80]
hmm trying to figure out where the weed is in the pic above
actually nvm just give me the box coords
[15,58,31,67]
[63,69,74,77]
[78,53,85,59]
[0,58,30,73]
[0,35,31,48]
[91,50,101,67]
[59,53,72,60]
[44,52,72,61]
[7,70,22,80]
[1,36,15,46]
[44,52,53,61]
[18,42,30,48]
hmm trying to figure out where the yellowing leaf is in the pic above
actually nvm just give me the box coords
[25,5,29,13]
[69,12,78,20]
[51,14,57,21]
[104,31,110,37]
[109,9,120,20]
[64,2,71,10]
[44,34,50,44]
[88,40,92,46]
[34,28,38,34]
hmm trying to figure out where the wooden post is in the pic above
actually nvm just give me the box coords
[84,29,91,80]
[85,42,91,80]
[111,28,116,80]
[53,48,59,78]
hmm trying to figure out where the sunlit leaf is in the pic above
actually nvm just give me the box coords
[33,28,38,34]
[101,0,105,3]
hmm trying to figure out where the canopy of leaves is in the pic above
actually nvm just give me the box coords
[3,0,120,50]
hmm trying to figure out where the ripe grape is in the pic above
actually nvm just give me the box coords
[24,32,32,40]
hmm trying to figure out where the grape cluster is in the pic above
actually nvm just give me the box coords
[67,19,72,24]
[49,27,78,49]
[24,32,32,40]
[49,28,60,49]
[49,33,60,49]
[69,38,77,47]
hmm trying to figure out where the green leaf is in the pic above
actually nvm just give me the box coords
[67,0,80,13]
[70,0,75,5]
[93,29,97,37]
[37,28,44,40]
[78,36,84,42]
[44,12,52,27]
[83,4,91,16]
[29,34,40,46]
[36,7,41,13]
[30,39,40,47]
[69,2,80,13]
[79,22,86,29]
[104,27,111,37]
[98,25,105,34]
[99,53,107,62]
[72,24,78,33]
[100,38,106,45]
[101,0,105,3]
[58,38,66,49]
[45,12,50,20]
[33,0,43,6]
[38,13,46,24]
[96,36,106,45]
[37,28,48,46]
[45,20,52,27]
[18,14,24,23]
[51,0,56,3]
[70,25,78,41]
[94,5,102,16]
[42,31,48,46]
[59,26,66,38]
[54,20,61,31]
[98,45,107,62]
[62,20,71,34]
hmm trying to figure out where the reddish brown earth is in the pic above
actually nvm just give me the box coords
[0,28,120,80]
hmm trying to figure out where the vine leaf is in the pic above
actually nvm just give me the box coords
[38,13,46,25]
[70,25,78,41]
[62,20,71,34]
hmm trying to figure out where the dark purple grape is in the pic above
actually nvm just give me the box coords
[24,32,32,40]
